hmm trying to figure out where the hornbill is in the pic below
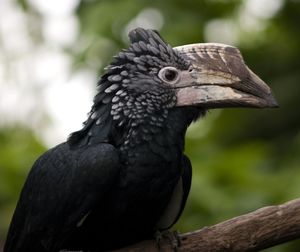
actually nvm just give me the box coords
[4,28,277,252]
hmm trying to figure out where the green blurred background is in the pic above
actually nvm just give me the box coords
[0,0,300,251]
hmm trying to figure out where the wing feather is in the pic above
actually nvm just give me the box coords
[4,142,120,252]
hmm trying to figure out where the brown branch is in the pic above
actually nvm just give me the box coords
[115,198,300,252]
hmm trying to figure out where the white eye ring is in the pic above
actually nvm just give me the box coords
[158,67,180,84]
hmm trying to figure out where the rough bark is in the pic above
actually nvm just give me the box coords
[115,198,300,252]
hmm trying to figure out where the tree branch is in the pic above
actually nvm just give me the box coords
[115,198,300,252]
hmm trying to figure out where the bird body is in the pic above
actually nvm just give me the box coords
[64,108,198,251]
[4,28,277,252]
[6,109,196,252]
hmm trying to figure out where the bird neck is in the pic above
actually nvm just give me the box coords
[118,107,204,166]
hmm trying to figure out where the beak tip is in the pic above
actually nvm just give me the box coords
[264,94,279,108]
[269,94,279,108]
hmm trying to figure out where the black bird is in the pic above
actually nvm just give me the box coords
[4,28,277,252]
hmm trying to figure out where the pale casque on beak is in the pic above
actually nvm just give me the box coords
[173,43,278,109]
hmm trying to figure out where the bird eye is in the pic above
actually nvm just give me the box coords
[158,67,180,84]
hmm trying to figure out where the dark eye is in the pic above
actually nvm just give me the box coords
[164,69,177,81]
[158,67,180,83]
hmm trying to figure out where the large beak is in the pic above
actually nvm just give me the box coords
[173,43,278,108]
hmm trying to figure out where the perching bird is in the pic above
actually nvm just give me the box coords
[4,28,277,252]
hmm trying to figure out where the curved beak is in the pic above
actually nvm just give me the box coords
[174,43,278,109]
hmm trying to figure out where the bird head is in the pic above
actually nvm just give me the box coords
[69,28,277,146]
